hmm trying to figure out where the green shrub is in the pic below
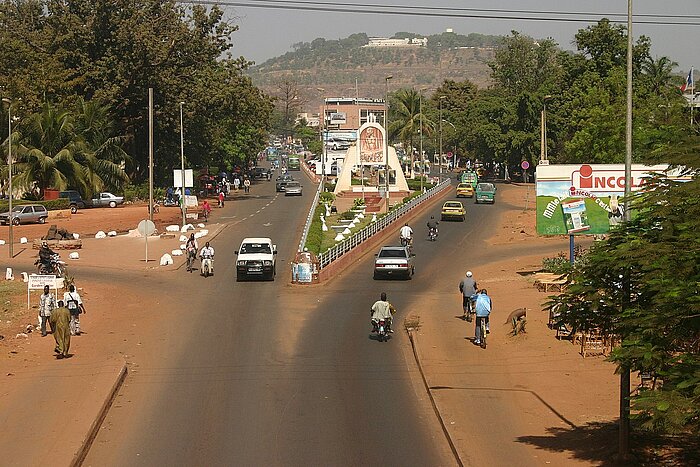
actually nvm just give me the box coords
[338,210,355,220]
[319,192,335,204]
[406,178,434,191]
[123,183,165,202]
[541,246,587,274]
[304,203,326,254]
[0,199,70,211]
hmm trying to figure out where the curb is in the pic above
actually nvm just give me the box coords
[70,360,128,467]
[406,329,464,467]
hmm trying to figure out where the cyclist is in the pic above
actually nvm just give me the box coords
[474,289,492,347]
[201,199,212,222]
[458,271,478,322]
[200,241,215,275]
[185,234,198,272]
[399,223,413,248]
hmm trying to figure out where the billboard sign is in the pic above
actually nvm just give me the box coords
[329,112,346,125]
[536,164,686,236]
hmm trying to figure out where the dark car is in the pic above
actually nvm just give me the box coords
[275,175,295,192]
[0,204,49,225]
[252,167,271,179]
[59,190,86,213]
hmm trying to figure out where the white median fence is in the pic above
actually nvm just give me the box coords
[313,179,450,270]
[297,180,323,253]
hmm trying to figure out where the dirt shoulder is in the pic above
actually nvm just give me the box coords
[412,184,623,466]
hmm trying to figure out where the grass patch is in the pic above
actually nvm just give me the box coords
[0,280,32,333]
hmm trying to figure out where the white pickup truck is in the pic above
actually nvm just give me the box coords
[235,237,277,281]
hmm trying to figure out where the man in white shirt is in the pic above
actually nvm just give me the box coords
[63,284,86,335]
[200,242,215,275]
[399,223,413,247]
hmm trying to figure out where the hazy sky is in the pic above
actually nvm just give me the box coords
[218,0,697,73]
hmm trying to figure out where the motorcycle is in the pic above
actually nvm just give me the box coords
[200,256,213,277]
[400,235,413,254]
[35,253,67,276]
[428,227,438,241]
[372,318,390,342]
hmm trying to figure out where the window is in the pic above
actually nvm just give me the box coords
[360,109,385,126]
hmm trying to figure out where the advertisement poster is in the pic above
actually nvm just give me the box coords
[535,164,686,236]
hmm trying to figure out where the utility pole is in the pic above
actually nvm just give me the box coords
[620,0,633,461]
[2,98,13,258]
[439,96,446,183]
[384,75,392,212]
[149,88,154,223]
[179,101,186,227]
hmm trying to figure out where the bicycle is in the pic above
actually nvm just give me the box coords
[479,317,487,349]
[186,249,196,272]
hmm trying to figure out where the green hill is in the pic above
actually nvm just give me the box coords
[247,31,501,101]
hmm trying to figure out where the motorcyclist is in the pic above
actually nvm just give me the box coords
[459,271,478,322]
[399,223,413,247]
[199,241,215,275]
[426,216,439,238]
[371,292,397,333]
[38,241,56,269]
[201,199,212,222]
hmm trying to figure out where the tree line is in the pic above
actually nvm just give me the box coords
[382,20,699,443]
[1,0,274,199]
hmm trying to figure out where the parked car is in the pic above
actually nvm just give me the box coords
[475,183,497,204]
[0,204,49,225]
[235,237,277,281]
[441,201,466,221]
[91,192,124,208]
[59,190,86,213]
[455,183,474,198]
[275,174,295,192]
[284,181,303,196]
[373,245,415,280]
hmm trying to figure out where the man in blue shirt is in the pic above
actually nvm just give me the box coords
[474,289,492,346]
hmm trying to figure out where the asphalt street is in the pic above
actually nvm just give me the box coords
[83,169,471,466]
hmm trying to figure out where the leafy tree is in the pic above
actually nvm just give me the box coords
[13,102,85,197]
[550,154,700,434]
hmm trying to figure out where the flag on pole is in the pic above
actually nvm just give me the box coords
[681,67,694,92]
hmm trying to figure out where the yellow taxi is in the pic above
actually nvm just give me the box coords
[441,201,466,222]
[455,183,474,198]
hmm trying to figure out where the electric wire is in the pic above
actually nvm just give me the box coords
[185,0,700,26]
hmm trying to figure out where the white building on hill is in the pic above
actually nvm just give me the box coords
[364,37,427,48]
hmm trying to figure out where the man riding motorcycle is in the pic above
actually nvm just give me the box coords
[37,242,59,274]
[371,292,397,334]
[426,216,439,240]
[459,270,478,322]
[199,241,215,275]
[399,223,413,248]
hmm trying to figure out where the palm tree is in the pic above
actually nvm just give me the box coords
[13,102,86,198]
[73,98,130,196]
[388,88,434,178]
[642,56,678,96]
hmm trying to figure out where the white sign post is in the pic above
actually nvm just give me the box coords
[27,274,58,309]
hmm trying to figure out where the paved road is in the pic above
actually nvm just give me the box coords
[84,171,456,466]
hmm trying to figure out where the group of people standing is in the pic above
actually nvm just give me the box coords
[38,284,86,359]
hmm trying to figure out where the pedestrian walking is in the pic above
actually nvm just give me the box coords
[63,284,86,336]
[218,191,225,208]
[38,285,57,337]
[233,177,240,191]
[50,300,71,359]
[243,177,251,193]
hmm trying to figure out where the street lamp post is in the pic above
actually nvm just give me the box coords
[179,101,186,227]
[541,95,552,162]
[439,96,446,183]
[442,118,456,171]
[384,75,392,212]
[2,98,13,258]
[419,89,424,193]
[316,88,327,189]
